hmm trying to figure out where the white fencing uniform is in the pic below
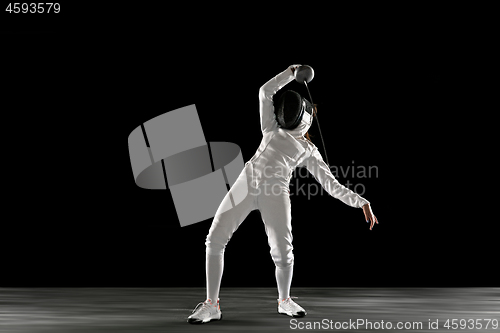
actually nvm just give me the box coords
[205,66,369,302]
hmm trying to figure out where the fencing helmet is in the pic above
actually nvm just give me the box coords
[274,90,314,129]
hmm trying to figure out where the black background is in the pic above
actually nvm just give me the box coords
[1,4,494,287]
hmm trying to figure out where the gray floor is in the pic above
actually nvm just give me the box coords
[0,288,499,332]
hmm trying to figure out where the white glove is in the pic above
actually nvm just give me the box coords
[289,64,301,74]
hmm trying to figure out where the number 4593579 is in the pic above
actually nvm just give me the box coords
[444,318,498,330]
[6,3,60,13]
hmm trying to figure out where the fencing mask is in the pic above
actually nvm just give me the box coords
[274,90,314,129]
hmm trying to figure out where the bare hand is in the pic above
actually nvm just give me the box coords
[362,203,378,231]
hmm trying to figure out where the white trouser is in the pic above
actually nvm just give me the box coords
[205,162,294,301]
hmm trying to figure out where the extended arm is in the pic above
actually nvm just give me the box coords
[258,65,300,133]
[300,148,379,229]
[300,148,370,208]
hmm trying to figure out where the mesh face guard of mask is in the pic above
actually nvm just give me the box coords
[274,90,314,130]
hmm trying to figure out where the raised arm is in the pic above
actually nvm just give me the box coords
[258,65,299,133]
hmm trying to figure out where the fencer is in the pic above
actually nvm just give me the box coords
[187,65,378,324]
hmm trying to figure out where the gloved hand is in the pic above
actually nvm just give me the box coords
[289,64,301,74]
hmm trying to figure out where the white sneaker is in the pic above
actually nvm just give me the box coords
[277,297,307,317]
[187,298,222,324]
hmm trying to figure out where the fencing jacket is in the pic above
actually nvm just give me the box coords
[247,66,369,209]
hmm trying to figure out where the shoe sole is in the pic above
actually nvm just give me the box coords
[187,313,222,324]
[278,308,307,318]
